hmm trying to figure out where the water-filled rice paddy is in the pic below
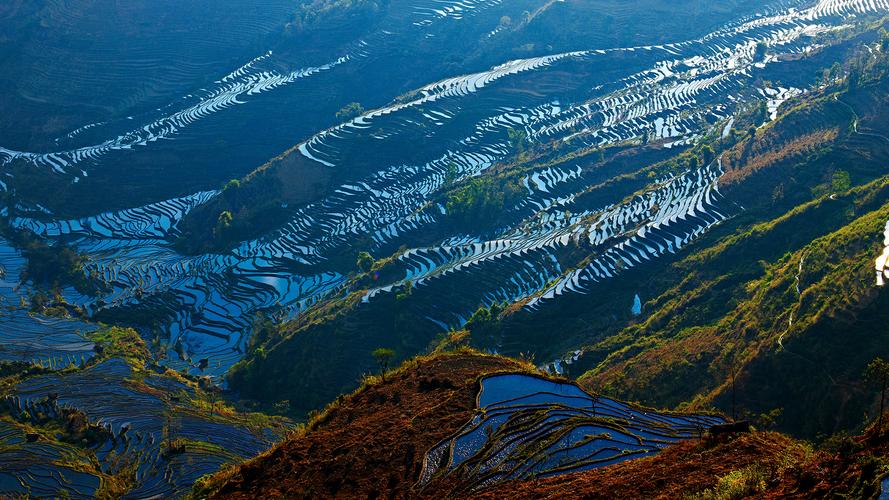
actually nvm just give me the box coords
[418,373,723,490]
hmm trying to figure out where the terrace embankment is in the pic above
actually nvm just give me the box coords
[477,418,889,499]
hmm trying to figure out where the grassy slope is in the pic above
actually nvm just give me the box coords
[568,51,889,438]
[580,186,889,432]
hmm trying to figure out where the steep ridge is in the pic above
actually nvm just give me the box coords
[199,350,889,499]
[194,351,724,499]
[560,57,889,437]
[195,351,525,499]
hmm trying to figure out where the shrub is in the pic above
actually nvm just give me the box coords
[695,465,768,499]
[357,251,375,272]
[336,102,365,120]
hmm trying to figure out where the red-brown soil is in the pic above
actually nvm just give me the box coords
[474,422,889,499]
[197,351,526,499]
[197,350,889,499]
[472,432,810,499]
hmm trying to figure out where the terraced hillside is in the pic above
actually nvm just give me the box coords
[0,241,288,497]
[3,0,889,496]
[221,5,889,419]
[199,350,889,498]
[2,0,887,419]
[0,0,763,217]
[195,350,725,499]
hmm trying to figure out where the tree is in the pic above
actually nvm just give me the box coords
[222,178,240,191]
[700,145,716,165]
[357,251,375,272]
[372,348,396,380]
[829,62,843,81]
[831,170,851,192]
[754,100,769,124]
[444,162,459,186]
[396,280,413,301]
[336,102,365,121]
[507,127,528,156]
[865,357,889,432]
[214,210,233,237]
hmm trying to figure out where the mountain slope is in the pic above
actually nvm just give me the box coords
[197,350,889,499]
[219,24,889,426]
[194,350,527,499]
[579,183,889,436]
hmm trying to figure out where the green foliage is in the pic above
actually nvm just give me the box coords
[865,357,889,430]
[695,465,768,499]
[336,102,365,121]
[465,302,505,340]
[507,128,529,156]
[12,231,99,296]
[444,162,460,186]
[832,170,852,192]
[395,280,413,301]
[864,357,889,386]
[273,400,291,414]
[445,177,517,226]
[700,145,716,165]
[356,251,375,272]
[87,326,151,364]
[371,347,395,376]
[214,210,233,237]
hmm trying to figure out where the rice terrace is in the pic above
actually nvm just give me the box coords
[3,0,889,497]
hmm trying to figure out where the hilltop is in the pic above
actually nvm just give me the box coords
[197,350,889,499]
[194,350,527,498]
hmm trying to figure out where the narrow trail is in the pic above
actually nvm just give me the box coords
[836,96,889,145]
[774,249,838,386]
[778,250,808,350]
